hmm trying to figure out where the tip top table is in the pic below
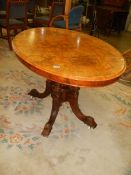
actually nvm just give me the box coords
[12,27,126,137]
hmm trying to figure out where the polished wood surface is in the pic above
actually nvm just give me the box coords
[65,0,71,15]
[12,27,126,87]
[12,27,126,137]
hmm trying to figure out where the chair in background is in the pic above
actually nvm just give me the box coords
[33,2,65,27]
[50,5,84,31]
[27,0,36,26]
[0,0,28,50]
[0,0,6,19]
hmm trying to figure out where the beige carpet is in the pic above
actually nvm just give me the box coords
[0,39,131,175]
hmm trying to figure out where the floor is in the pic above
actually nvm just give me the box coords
[83,26,131,52]
[0,29,131,175]
[100,31,131,52]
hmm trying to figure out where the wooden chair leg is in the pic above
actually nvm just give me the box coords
[0,27,3,37]
[14,29,17,35]
[7,28,12,50]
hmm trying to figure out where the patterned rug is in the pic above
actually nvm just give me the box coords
[0,39,131,175]
[119,49,131,86]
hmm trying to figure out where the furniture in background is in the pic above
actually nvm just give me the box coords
[35,0,65,7]
[33,2,65,27]
[50,5,84,30]
[27,0,36,26]
[120,48,131,85]
[12,27,126,137]
[0,0,6,19]
[85,0,130,35]
[0,0,28,50]
[95,7,113,36]
[35,0,51,7]
[101,0,128,7]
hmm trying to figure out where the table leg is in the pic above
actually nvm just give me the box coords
[28,80,52,98]
[68,88,97,129]
[42,94,62,137]
[28,80,97,137]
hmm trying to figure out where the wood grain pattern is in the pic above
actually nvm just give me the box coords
[12,27,126,87]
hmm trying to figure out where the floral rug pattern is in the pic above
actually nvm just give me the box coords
[0,68,130,149]
[119,49,131,86]
[0,70,43,149]
[0,69,79,149]
[0,39,131,175]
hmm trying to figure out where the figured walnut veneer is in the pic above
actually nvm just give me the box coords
[12,28,126,136]
[12,27,126,87]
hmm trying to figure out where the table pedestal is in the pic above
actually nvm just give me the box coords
[28,80,97,137]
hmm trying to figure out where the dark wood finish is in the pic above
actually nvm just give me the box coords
[87,0,129,35]
[95,6,113,36]
[101,0,128,8]
[12,27,126,137]
[89,0,129,7]
[97,4,129,33]
[0,0,28,50]
[29,80,97,136]
[0,0,6,19]
[27,0,36,27]
[36,0,51,7]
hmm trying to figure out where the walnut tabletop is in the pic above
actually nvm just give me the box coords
[12,27,126,136]
[12,27,126,88]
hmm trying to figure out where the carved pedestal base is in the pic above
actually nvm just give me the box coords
[28,80,97,137]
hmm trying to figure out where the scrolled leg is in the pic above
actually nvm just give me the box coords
[68,88,97,129]
[41,83,62,137]
[28,79,97,137]
[41,98,61,137]
[28,80,52,98]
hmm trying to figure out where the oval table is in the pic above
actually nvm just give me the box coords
[12,27,126,137]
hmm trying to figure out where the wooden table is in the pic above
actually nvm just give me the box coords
[12,27,126,137]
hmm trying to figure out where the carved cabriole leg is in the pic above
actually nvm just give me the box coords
[68,87,97,129]
[41,83,62,137]
[28,80,52,98]
[28,80,97,137]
